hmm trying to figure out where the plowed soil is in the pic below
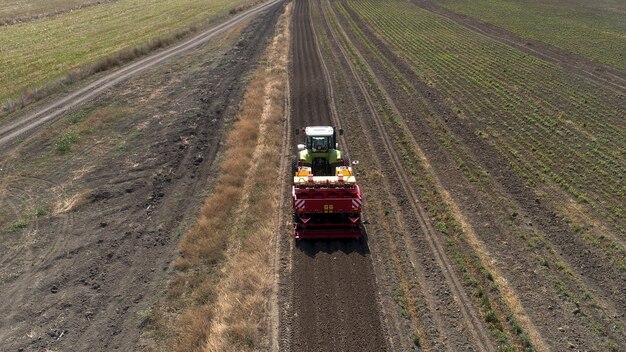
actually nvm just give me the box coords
[277,1,388,351]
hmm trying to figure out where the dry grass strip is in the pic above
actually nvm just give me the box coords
[151,3,291,351]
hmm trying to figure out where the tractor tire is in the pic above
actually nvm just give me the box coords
[291,156,298,175]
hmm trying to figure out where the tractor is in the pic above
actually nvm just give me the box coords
[292,126,362,239]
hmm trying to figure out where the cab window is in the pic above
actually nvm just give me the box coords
[307,136,330,152]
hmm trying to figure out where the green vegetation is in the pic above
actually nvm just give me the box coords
[322,2,531,349]
[0,0,251,108]
[346,0,625,234]
[3,204,50,233]
[54,132,79,154]
[327,0,625,347]
[433,0,626,70]
[0,0,106,21]
[5,219,28,233]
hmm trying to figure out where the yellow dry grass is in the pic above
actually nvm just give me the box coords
[154,3,291,351]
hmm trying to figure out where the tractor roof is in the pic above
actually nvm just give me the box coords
[305,126,334,137]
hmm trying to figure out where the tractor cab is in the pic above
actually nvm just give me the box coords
[296,126,344,176]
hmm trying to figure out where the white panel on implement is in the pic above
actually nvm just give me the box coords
[293,175,357,185]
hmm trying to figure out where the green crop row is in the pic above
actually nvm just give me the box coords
[323,3,533,349]
[334,1,626,348]
[433,0,626,71]
[345,0,626,231]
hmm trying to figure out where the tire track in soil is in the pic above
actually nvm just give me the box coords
[319,1,497,350]
[282,0,388,351]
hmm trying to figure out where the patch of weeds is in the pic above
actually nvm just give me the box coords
[35,205,50,217]
[591,323,606,336]
[485,309,499,324]
[482,269,494,282]
[394,291,409,319]
[5,219,28,233]
[572,223,583,233]
[554,281,570,297]
[244,335,254,347]
[437,221,448,234]
[55,132,79,154]
[137,307,154,328]
[68,110,89,124]
[511,320,523,335]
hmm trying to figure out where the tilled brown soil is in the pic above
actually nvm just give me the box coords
[315,1,499,350]
[0,5,281,351]
[278,0,388,351]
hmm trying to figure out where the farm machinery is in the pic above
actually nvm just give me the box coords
[292,126,362,239]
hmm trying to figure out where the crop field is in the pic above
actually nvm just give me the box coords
[344,0,625,232]
[0,0,111,21]
[0,0,251,107]
[305,0,625,349]
[431,0,626,71]
[1,0,624,350]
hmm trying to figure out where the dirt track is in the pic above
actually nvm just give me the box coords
[0,4,282,350]
[0,0,280,148]
[278,0,388,351]
[280,0,500,350]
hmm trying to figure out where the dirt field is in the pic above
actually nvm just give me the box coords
[0,4,280,350]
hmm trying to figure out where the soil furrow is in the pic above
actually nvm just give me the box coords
[282,0,387,351]
[331,1,625,349]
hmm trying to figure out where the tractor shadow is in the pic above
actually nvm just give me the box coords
[295,224,371,257]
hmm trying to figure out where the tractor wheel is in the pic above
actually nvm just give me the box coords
[291,156,298,175]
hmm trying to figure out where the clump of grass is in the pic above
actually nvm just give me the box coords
[54,132,79,154]
[4,204,51,233]
[35,205,49,217]
[411,332,421,347]
[5,219,28,233]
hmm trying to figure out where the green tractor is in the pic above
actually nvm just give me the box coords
[292,126,362,239]
[295,126,347,176]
